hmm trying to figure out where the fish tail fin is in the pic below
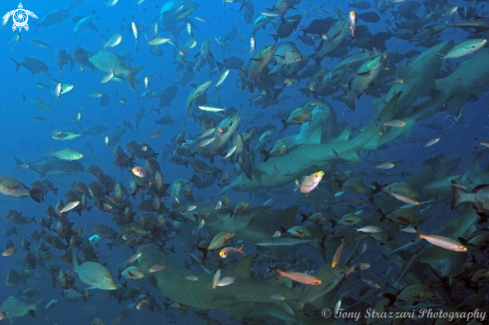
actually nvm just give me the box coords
[300,213,309,223]
[377,208,387,222]
[197,246,208,259]
[338,95,356,111]
[127,66,144,90]
[99,40,107,50]
[12,156,24,174]
[281,118,288,130]
[334,177,344,189]
[412,227,423,242]
[329,219,337,228]
[371,181,384,195]
[9,57,21,72]
[48,147,54,160]
[259,150,271,162]
[274,268,285,280]
[451,181,467,209]
[33,298,45,313]
[29,188,44,203]
[383,293,397,307]
[299,87,312,98]
[457,237,469,246]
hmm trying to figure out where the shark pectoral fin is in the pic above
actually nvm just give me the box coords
[305,128,322,145]
[400,119,416,137]
[341,150,362,163]
[228,255,252,280]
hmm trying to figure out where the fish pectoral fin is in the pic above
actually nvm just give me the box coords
[84,274,96,284]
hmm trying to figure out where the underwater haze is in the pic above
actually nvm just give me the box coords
[1,0,489,324]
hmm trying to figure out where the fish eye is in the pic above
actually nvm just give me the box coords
[104,276,109,280]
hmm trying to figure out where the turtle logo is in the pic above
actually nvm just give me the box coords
[4,3,37,32]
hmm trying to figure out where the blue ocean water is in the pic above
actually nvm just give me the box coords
[0,0,489,324]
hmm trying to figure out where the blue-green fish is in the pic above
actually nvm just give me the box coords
[70,251,117,290]
[89,50,144,90]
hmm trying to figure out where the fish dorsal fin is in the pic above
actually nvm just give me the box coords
[189,84,198,89]
[226,255,252,280]
[333,128,351,143]
[463,152,482,184]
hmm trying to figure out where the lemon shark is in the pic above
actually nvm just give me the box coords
[219,47,489,195]
[137,244,347,324]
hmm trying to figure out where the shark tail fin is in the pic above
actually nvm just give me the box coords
[29,188,44,203]
[12,156,24,174]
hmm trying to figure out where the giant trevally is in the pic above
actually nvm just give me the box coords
[70,251,117,290]
[338,54,385,111]
[12,156,84,177]
[34,9,70,34]
[155,86,179,113]
[252,15,273,35]
[0,296,44,322]
[241,0,255,24]
[314,17,350,65]
[249,45,276,85]
[89,50,144,90]
[9,57,49,75]
[110,125,126,146]
[159,0,199,35]
[270,15,302,42]
[73,47,96,70]
[274,41,302,65]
